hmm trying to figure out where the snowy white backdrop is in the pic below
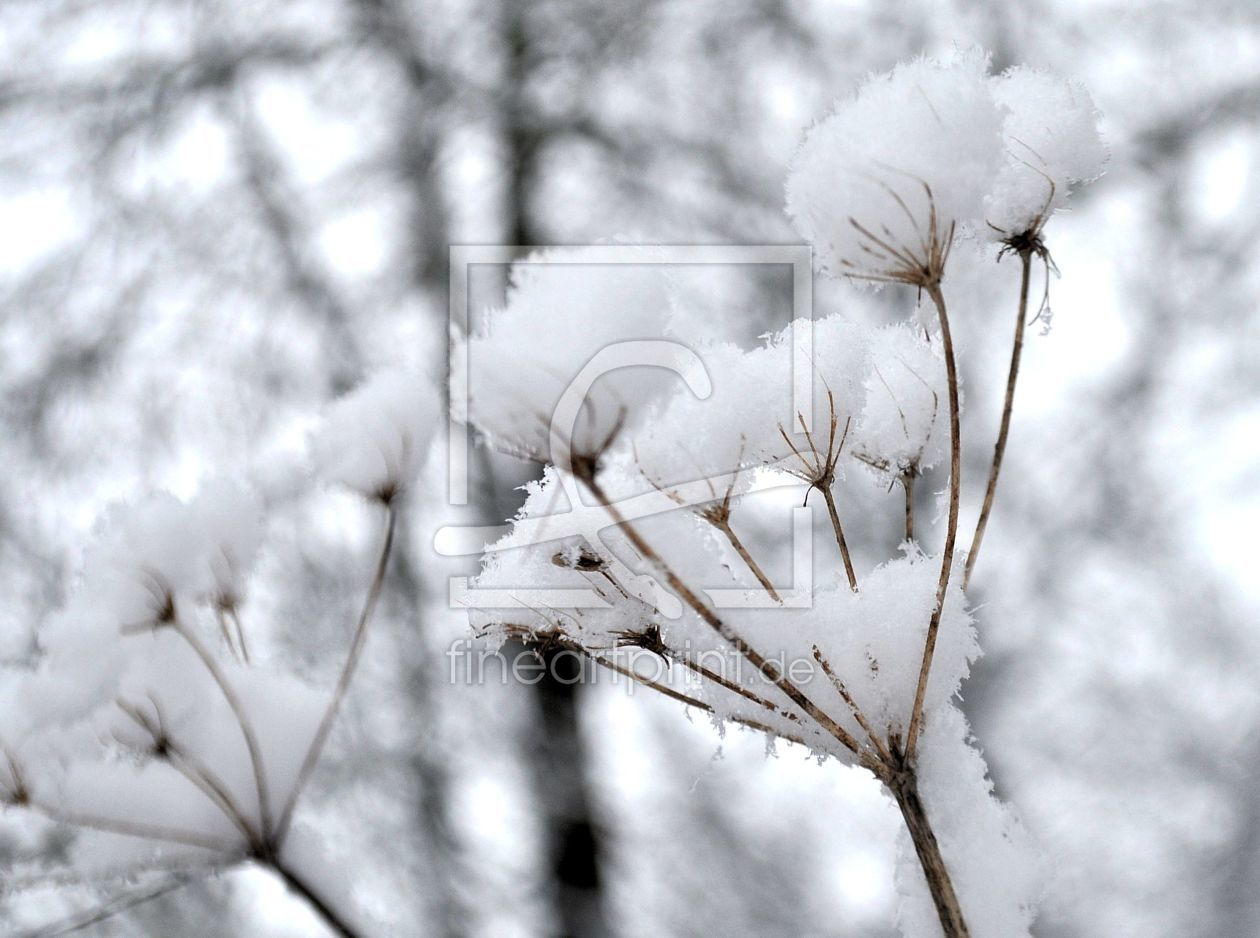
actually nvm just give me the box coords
[1,1,1258,936]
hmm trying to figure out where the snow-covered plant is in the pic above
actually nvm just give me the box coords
[0,369,438,937]
[462,49,1104,938]
[0,44,1105,938]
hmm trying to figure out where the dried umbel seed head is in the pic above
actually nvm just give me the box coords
[786,49,1004,286]
[611,623,669,656]
[312,369,439,501]
[551,547,608,572]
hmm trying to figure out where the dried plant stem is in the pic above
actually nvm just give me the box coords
[116,699,259,844]
[903,472,915,542]
[577,473,868,761]
[165,746,258,844]
[230,607,251,664]
[273,503,397,846]
[810,646,890,763]
[173,620,272,841]
[888,762,971,938]
[777,396,859,591]
[709,518,781,602]
[905,283,962,763]
[215,607,242,662]
[19,871,201,938]
[668,649,801,725]
[271,860,362,938]
[587,652,809,747]
[24,798,237,853]
[963,249,1032,590]
[819,485,859,591]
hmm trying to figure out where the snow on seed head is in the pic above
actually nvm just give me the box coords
[311,368,439,503]
[786,49,1004,286]
[985,67,1107,242]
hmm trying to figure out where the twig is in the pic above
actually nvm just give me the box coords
[172,620,272,842]
[115,697,259,845]
[693,485,782,604]
[963,249,1032,589]
[886,752,971,937]
[230,607,251,664]
[776,396,859,591]
[24,798,238,853]
[586,652,810,747]
[903,471,915,542]
[270,860,362,938]
[819,486,859,591]
[576,472,869,763]
[273,503,397,846]
[710,516,782,601]
[215,607,242,662]
[811,645,891,763]
[18,871,202,938]
[667,649,802,726]
[904,283,962,763]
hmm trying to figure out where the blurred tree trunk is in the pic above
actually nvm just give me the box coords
[348,1,466,933]
[499,3,611,934]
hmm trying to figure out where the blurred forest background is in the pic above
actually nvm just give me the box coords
[1,0,1258,935]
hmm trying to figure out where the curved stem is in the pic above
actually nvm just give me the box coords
[165,745,260,845]
[963,249,1032,590]
[905,283,962,763]
[273,504,396,846]
[231,607,252,664]
[173,621,272,842]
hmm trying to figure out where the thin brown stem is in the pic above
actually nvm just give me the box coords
[710,518,781,602]
[577,473,869,762]
[172,620,272,842]
[215,607,242,662]
[963,249,1032,590]
[668,649,801,725]
[230,607,251,664]
[811,645,891,763]
[905,283,962,763]
[820,485,859,591]
[903,472,915,543]
[586,653,809,747]
[273,503,396,846]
